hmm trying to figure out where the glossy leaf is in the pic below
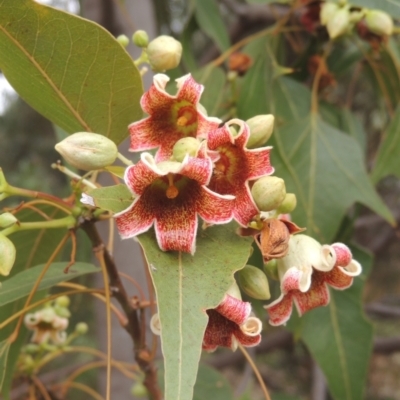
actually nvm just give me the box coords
[193,0,230,52]
[299,246,373,400]
[0,0,143,144]
[351,0,400,18]
[86,184,133,213]
[371,105,400,183]
[0,262,99,307]
[138,223,252,400]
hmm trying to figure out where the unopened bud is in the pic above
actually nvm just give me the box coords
[172,137,201,162]
[320,2,339,25]
[75,322,89,335]
[131,382,148,398]
[246,114,274,148]
[264,259,278,280]
[132,30,149,48]
[116,34,129,47]
[24,344,40,354]
[251,176,286,212]
[276,193,297,214]
[55,132,118,171]
[54,305,71,318]
[327,7,351,39]
[147,35,182,71]
[0,234,16,276]
[226,281,242,300]
[365,10,393,36]
[237,265,270,300]
[55,296,70,308]
[0,212,18,228]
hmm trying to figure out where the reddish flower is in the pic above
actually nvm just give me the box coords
[203,293,262,352]
[129,74,221,162]
[115,147,234,254]
[207,119,274,227]
[264,235,362,326]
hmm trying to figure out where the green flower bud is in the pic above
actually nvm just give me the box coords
[147,35,182,71]
[54,305,71,319]
[0,212,18,228]
[226,281,242,300]
[0,234,16,276]
[320,2,339,25]
[55,296,70,308]
[264,259,278,280]
[172,137,201,162]
[365,10,393,36]
[246,114,274,148]
[116,34,129,47]
[132,30,149,48]
[55,132,118,171]
[237,265,270,300]
[327,7,351,39]
[251,176,286,212]
[276,193,297,214]
[24,343,40,354]
[75,322,89,335]
[131,382,148,398]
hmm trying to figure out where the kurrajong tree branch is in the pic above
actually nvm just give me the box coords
[80,218,162,400]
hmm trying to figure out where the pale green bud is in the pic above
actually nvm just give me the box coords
[264,259,278,280]
[132,30,149,48]
[251,176,286,212]
[327,7,351,39]
[237,265,270,300]
[0,234,16,276]
[55,296,70,308]
[131,382,148,398]
[55,132,118,171]
[365,10,393,36]
[320,2,339,26]
[226,281,242,300]
[24,344,40,354]
[116,34,129,47]
[246,114,274,148]
[54,305,71,319]
[75,322,89,335]
[0,212,18,228]
[147,35,182,71]
[172,137,201,162]
[276,193,297,214]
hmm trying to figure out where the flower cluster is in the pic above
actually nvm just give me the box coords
[115,73,275,254]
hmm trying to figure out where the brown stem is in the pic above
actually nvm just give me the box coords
[80,219,162,400]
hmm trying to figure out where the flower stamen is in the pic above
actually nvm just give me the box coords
[166,173,179,199]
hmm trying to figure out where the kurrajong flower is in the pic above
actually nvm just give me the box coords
[264,234,362,326]
[24,308,68,345]
[129,74,221,162]
[115,146,234,254]
[207,119,274,227]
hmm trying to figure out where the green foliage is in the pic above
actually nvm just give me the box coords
[351,0,400,18]
[138,223,252,400]
[0,340,10,392]
[86,184,133,213]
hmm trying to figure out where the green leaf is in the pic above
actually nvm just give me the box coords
[298,246,373,400]
[351,0,400,18]
[138,223,252,400]
[86,184,133,213]
[371,105,400,183]
[271,115,394,242]
[0,262,99,307]
[0,0,143,144]
[193,0,230,52]
[0,340,10,392]
[193,364,233,400]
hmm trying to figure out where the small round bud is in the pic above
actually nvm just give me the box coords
[54,305,71,318]
[264,259,278,280]
[0,212,18,228]
[172,137,201,162]
[276,193,297,214]
[0,234,16,276]
[365,10,393,36]
[55,296,70,308]
[326,7,351,39]
[132,30,149,48]
[251,176,286,212]
[147,35,182,71]
[55,132,118,171]
[245,114,274,148]
[75,322,89,335]
[320,2,339,25]
[237,265,270,300]
[116,34,129,47]
[131,382,148,398]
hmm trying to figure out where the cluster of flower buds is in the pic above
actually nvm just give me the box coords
[0,212,18,277]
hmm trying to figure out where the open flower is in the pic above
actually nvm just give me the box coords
[24,307,68,345]
[115,147,234,254]
[264,235,362,326]
[129,74,221,161]
[202,292,262,352]
[207,119,274,226]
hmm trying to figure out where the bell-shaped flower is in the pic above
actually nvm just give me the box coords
[207,119,274,227]
[202,292,262,352]
[24,307,69,345]
[129,74,221,161]
[264,234,362,326]
[115,146,234,254]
